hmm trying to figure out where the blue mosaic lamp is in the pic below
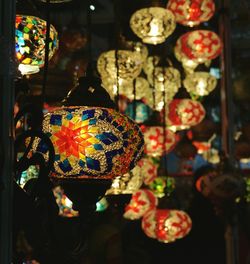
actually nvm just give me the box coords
[34,106,144,180]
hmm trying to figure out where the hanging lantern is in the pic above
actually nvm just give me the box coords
[142,126,178,157]
[138,157,160,185]
[125,41,149,62]
[97,50,143,84]
[167,0,215,27]
[15,15,59,75]
[183,71,217,97]
[105,166,144,195]
[143,55,161,76]
[176,30,222,63]
[130,7,176,45]
[149,176,167,198]
[167,99,206,131]
[148,66,181,110]
[123,189,158,220]
[142,209,192,243]
[102,77,151,102]
[33,106,144,180]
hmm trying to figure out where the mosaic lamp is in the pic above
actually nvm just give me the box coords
[97,50,143,86]
[183,71,217,97]
[175,30,222,63]
[167,0,215,27]
[15,15,58,75]
[34,106,144,181]
[142,209,192,243]
[130,7,176,45]
[123,189,158,220]
[142,126,178,157]
[167,99,206,131]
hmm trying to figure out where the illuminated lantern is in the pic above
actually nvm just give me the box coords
[143,55,161,76]
[167,99,206,130]
[148,66,181,110]
[138,157,160,185]
[96,197,109,212]
[34,106,144,180]
[15,15,58,75]
[167,0,215,27]
[125,41,149,62]
[130,7,176,45]
[142,209,192,243]
[183,71,217,97]
[97,50,143,84]
[142,126,178,157]
[105,166,144,195]
[149,176,167,198]
[125,101,152,124]
[123,189,158,220]
[176,30,222,63]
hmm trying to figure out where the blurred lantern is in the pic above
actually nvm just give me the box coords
[175,30,222,63]
[125,41,149,62]
[105,166,144,195]
[33,106,144,180]
[183,71,217,97]
[125,101,153,124]
[123,189,158,220]
[19,165,39,188]
[130,7,176,45]
[102,77,151,101]
[148,66,181,110]
[142,126,178,157]
[96,197,109,212]
[15,15,58,75]
[138,157,160,185]
[60,28,87,53]
[148,176,176,198]
[97,50,143,85]
[142,209,192,243]
[167,0,215,27]
[53,186,79,217]
[167,99,206,131]
[143,55,161,76]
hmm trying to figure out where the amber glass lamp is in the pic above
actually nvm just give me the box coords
[167,0,215,27]
[130,7,176,45]
[15,15,58,75]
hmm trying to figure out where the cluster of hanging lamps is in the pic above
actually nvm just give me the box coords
[167,0,215,27]
[130,7,176,45]
[123,189,158,220]
[183,71,217,97]
[142,209,192,243]
[15,15,59,75]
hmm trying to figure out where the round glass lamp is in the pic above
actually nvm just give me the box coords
[126,41,149,62]
[142,209,192,243]
[16,15,58,75]
[183,71,217,96]
[123,189,158,220]
[176,30,222,63]
[138,157,160,185]
[33,106,144,180]
[97,50,143,84]
[143,55,161,76]
[130,7,176,45]
[105,166,144,195]
[142,126,178,157]
[167,0,215,27]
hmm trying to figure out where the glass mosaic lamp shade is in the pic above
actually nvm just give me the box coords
[167,99,206,130]
[167,0,215,27]
[15,15,58,75]
[142,209,192,243]
[97,50,143,84]
[130,7,176,45]
[142,126,178,157]
[123,189,158,220]
[175,30,222,63]
[105,165,144,195]
[138,157,160,185]
[183,71,217,96]
[34,106,144,180]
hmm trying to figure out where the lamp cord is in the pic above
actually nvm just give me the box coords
[162,68,168,175]
[133,78,136,120]
[42,0,51,106]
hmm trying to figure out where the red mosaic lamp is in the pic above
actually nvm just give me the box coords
[175,30,222,63]
[123,189,158,220]
[167,0,215,27]
[142,209,192,243]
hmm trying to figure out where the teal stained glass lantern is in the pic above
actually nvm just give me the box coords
[15,15,59,75]
[33,106,144,180]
